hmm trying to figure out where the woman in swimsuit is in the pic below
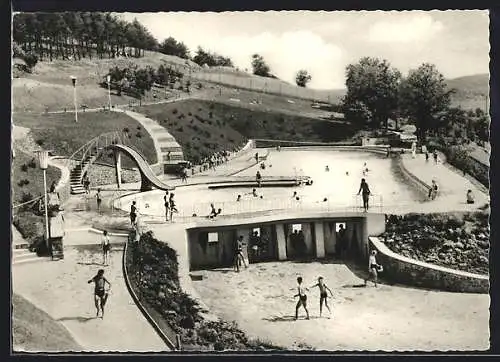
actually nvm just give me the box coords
[310,276,334,318]
[294,277,310,320]
[130,201,138,225]
[357,178,371,212]
[169,193,178,220]
[88,269,111,318]
[101,230,111,266]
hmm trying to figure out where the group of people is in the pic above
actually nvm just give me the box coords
[294,250,383,320]
[163,191,179,222]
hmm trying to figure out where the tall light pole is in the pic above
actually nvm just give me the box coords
[35,149,50,250]
[107,74,112,110]
[70,76,78,122]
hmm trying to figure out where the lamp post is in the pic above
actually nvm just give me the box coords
[70,76,78,122]
[107,75,112,110]
[35,149,50,250]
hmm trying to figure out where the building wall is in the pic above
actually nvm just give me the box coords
[187,214,386,269]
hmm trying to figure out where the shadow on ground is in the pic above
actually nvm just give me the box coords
[57,316,96,323]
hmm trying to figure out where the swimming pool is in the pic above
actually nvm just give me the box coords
[119,148,424,218]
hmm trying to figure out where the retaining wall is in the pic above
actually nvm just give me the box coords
[369,236,489,293]
[88,164,141,187]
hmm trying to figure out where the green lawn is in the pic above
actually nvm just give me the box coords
[12,293,82,352]
[13,111,157,168]
[134,99,355,164]
[11,149,61,205]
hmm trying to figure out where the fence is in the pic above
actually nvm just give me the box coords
[190,71,335,103]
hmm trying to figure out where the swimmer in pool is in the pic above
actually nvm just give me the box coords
[309,276,334,318]
[325,165,330,172]
[236,194,242,202]
[292,191,298,198]
[346,171,349,176]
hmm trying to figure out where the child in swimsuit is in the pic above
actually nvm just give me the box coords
[233,235,247,272]
[364,250,382,287]
[88,269,111,318]
[101,230,111,266]
[310,276,334,318]
[294,277,310,320]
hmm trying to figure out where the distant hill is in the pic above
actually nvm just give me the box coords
[446,74,489,111]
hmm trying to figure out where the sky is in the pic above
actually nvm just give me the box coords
[119,11,489,90]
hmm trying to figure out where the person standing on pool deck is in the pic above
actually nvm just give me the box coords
[96,189,102,214]
[294,277,310,320]
[256,171,262,187]
[255,152,259,164]
[101,230,111,266]
[433,149,438,164]
[88,269,111,319]
[164,191,170,221]
[357,178,371,212]
[309,276,334,318]
[233,235,248,272]
[130,201,138,226]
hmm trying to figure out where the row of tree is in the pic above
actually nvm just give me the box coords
[13,12,158,61]
[342,57,489,142]
[104,63,187,98]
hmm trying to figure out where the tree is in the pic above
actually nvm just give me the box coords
[23,53,38,72]
[251,54,272,77]
[192,46,233,67]
[342,100,373,128]
[399,63,453,142]
[342,57,401,129]
[159,37,189,59]
[295,70,312,87]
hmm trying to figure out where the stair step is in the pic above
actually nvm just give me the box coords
[71,186,85,190]
[71,190,86,195]
[13,256,51,265]
[14,252,38,261]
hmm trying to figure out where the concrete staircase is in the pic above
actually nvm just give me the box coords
[70,151,101,195]
[12,248,50,265]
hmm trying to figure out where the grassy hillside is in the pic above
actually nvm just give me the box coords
[12,293,82,352]
[134,99,355,164]
[11,148,61,205]
[12,111,157,167]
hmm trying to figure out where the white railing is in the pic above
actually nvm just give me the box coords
[115,193,384,223]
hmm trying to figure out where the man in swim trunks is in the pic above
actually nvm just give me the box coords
[310,276,334,318]
[256,171,262,187]
[88,269,111,318]
[233,235,248,272]
[294,276,310,320]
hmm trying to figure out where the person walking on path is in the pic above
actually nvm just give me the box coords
[466,189,475,204]
[233,235,248,272]
[130,201,138,226]
[364,250,383,288]
[433,149,438,164]
[169,193,179,221]
[309,276,334,318]
[294,277,310,320]
[87,269,111,319]
[428,179,439,200]
[101,230,111,266]
[357,178,371,212]
[96,189,102,214]
[163,191,170,222]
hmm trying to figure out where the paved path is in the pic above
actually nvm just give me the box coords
[12,246,167,352]
[399,153,489,213]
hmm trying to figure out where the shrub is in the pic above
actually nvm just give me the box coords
[176,126,184,132]
[220,134,225,138]
[136,132,142,138]
[35,139,44,146]
[172,109,178,115]
[13,211,44,243]
[20,164,28,172]
[22,53,38,72]
[209,103,215,110]
[28,158,37,168]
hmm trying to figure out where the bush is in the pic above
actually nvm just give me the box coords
[35,139,44,146]
[136,132,142,138]
[28,158,37,168]
[20,164,28,172]
[172,109,178,115]
[13,211,45,243]
[22,53,38,72]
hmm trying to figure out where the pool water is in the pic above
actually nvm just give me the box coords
[128,149,423,217]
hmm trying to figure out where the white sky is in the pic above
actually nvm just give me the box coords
[120,10,489,90]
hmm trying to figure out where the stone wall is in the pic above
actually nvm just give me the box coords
[395,154,430,197]
[88,163,141,187]
[369,236,489,293]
